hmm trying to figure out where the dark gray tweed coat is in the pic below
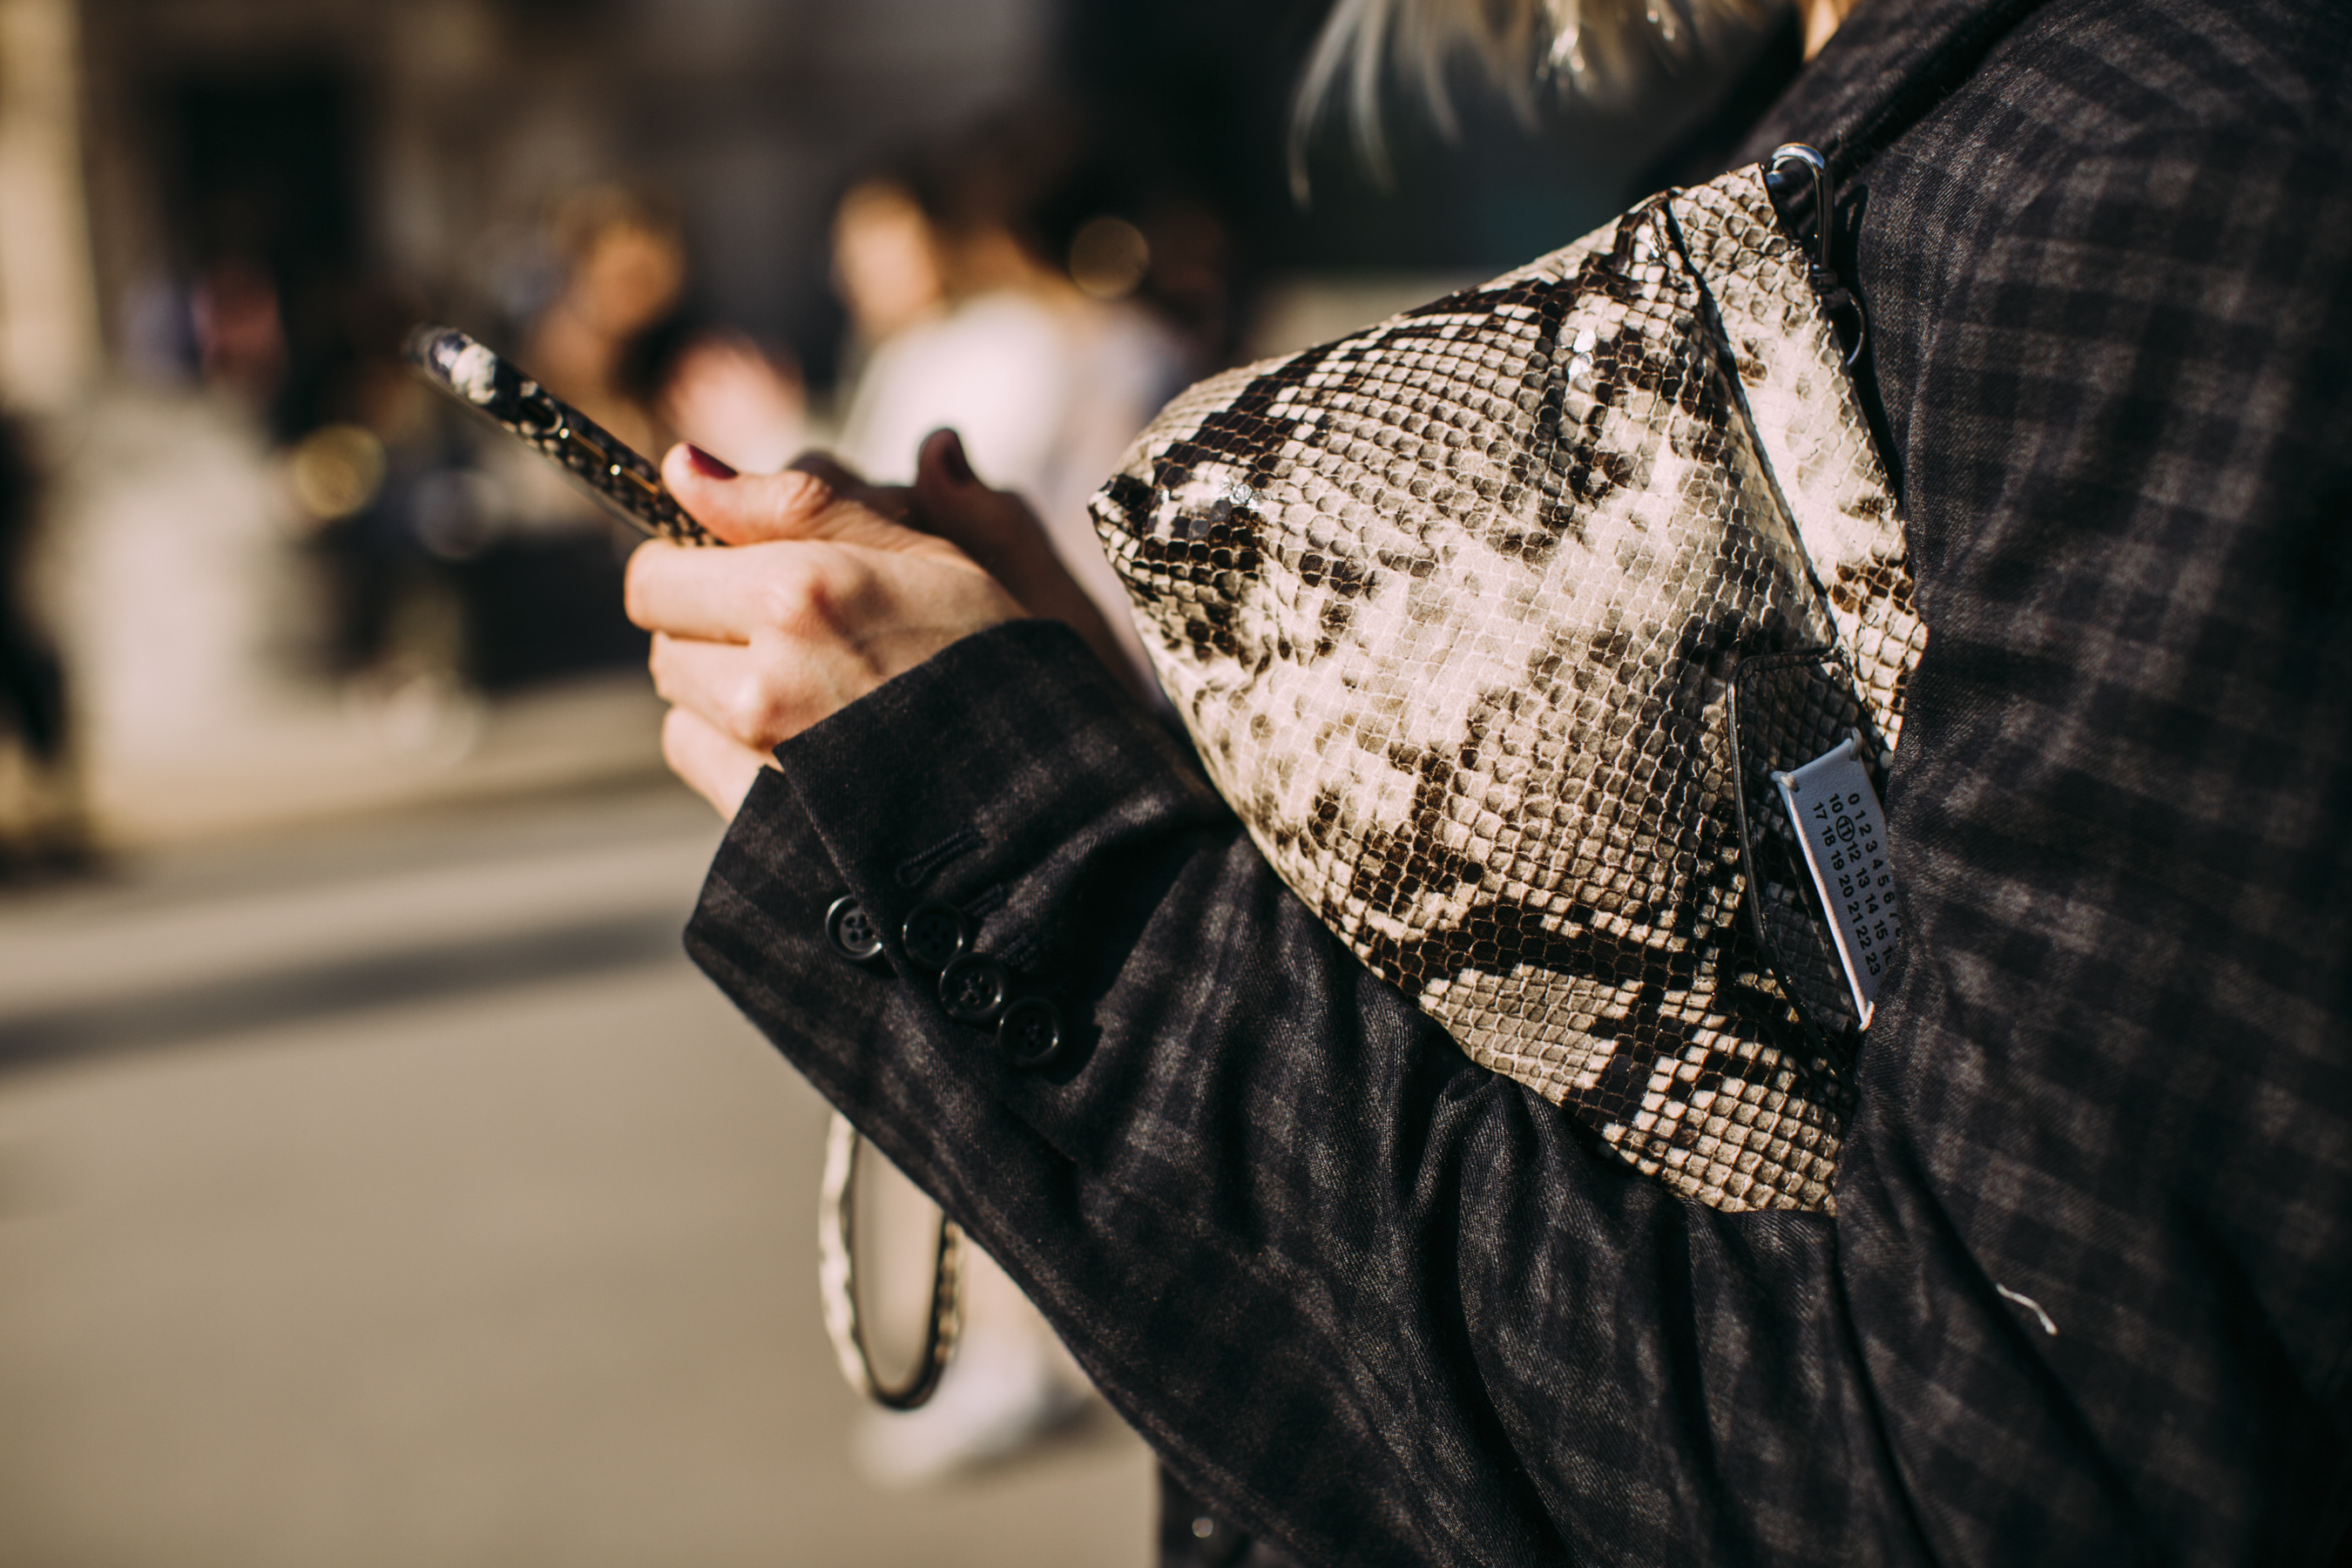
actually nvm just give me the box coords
[685,1,2352,1561]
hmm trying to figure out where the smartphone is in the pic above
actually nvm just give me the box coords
[403,323,718,548]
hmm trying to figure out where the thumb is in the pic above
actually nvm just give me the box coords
[660,442,911,551]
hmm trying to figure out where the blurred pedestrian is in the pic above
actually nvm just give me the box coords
[523,186,693,465]
[524,186,803,480]
[190,257,291,416]
[834,123,1188,699]
[0,414,86,876]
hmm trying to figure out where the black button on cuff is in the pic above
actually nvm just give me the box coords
[938,956,1011,1025]
[826,896,885,963]
[901,901,972,972]
[997,996,1067,1069]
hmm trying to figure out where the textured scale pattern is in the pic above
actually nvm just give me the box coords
[1092,166,1925,1212]
[407,325,716,547]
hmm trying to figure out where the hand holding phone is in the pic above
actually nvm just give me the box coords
[406,321,1137,818]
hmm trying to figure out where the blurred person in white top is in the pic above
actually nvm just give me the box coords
[832,125,1186,700]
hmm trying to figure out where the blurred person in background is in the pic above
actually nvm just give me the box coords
[523,186,693,465]
[0,414,84,877]
[834,118,1189,700]
[828,174,948,409]
[189,256,292,417]
[525,186,804,479]
[284,279,486,745]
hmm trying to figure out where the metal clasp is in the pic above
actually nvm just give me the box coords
[1769,143,1868,368]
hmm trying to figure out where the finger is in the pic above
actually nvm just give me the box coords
[660,443,833,544]
[909,428,1024,568]
[648,630,856,752]
[911,428,1157,704]
[660,704,772,822]
[662,443,912,548]
[625,537,741,642]
[625,536,860,645]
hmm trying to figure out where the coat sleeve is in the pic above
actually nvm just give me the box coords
[685,619,1921,1568]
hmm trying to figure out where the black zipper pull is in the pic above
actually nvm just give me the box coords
[1766,143,1868,368]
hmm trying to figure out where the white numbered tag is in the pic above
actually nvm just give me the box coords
[1773,738,1900,1029]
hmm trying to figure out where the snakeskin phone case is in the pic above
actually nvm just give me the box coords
[405,324,716,547]
[1091,155,1924,1213]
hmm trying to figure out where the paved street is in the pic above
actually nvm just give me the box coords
[0,783,1151,1567]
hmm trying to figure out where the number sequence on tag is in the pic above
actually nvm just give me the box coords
[1772,737,1901,1029]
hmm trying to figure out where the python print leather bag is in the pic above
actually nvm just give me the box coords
[1091,151,1924,1213]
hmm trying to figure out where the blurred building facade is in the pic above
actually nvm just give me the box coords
[53,0,1765,409]
[73,0,1054,376]
[0,0,1069,847]
[0,0,102,414]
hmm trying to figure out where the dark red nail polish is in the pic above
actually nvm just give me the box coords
[683,443,737,479]
[933,429,974,485]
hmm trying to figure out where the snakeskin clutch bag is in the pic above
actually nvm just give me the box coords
[1090,154,1924,1213]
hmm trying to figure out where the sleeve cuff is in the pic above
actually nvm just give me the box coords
[683,618,1232,1204]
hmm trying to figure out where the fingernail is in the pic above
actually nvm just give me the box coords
[931,429,974,485]
[683,443,737,479]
